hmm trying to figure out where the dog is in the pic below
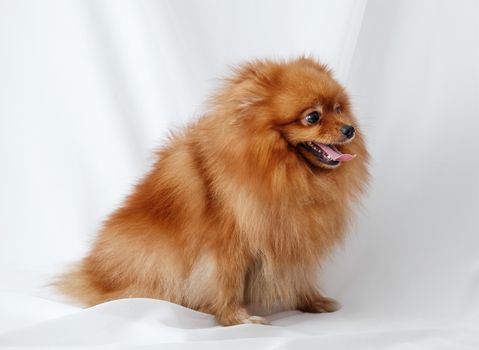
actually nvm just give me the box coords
[57,57,369,325]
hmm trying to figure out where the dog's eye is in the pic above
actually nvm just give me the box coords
[305,111,320,124]
[335,104,342,114]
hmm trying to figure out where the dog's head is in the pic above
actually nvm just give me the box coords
[214,57,364,170]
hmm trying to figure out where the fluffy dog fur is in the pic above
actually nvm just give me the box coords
[57,57,369,326]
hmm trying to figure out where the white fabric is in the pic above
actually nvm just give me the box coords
[0,0,478,348]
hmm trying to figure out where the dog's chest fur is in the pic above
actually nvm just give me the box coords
[227,178,350,309]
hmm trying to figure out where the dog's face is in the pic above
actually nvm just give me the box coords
[272,60,358,169]
[228,58,359,170]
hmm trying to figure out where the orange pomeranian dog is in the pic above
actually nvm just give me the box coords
[57,57,369,326]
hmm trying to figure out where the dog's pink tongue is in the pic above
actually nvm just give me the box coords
[317,144,356,161]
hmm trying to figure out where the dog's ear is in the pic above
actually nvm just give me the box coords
[231,60,277,87]
[295,55,331,74]
[218,60,278,110]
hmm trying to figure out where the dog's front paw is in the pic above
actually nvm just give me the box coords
[216,308,270,326]
[241,315,269,325]
[299,296,341,313]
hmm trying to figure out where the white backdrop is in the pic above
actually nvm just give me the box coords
[1,0,478,349]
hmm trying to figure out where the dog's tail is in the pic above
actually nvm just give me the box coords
[53,263,103,306]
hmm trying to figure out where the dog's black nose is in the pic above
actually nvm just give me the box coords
[340,125,355,139]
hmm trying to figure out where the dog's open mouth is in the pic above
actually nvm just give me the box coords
[301,141,356,166]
